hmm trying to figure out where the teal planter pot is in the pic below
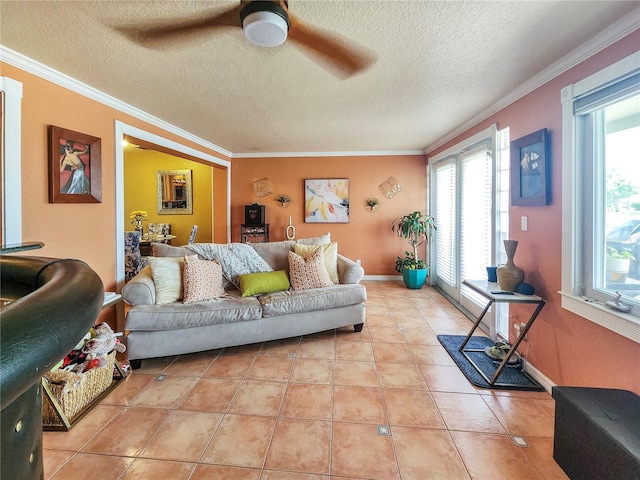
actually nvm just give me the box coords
[402,268,428,289]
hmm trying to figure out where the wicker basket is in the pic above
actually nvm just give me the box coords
[42,351,116,425]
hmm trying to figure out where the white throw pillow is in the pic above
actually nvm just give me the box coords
[148,256,184,304]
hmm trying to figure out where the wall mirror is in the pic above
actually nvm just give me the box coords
[157,169,193,215]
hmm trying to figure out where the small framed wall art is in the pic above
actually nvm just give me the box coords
[304,178,350,223]
[48,125,102,203]
[510,128,550,206]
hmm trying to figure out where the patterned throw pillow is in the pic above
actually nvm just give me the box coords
[147,256,184,304]
[183,255,225,303]
[294,242,339,284]
[288,248,333,291]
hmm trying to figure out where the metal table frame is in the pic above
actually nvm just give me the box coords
[460,280,545,387]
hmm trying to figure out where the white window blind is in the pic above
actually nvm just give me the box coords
[460,146,493,283]
[459,144,494,314]
[434,158,456,287]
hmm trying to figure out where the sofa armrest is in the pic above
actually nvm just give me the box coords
[121,265,155,306]
[337,254,364,284]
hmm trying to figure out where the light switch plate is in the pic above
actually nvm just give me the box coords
[521,216,528,231]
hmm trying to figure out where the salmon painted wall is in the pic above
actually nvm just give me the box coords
[1,63,230,295]
[231,155,427,275]
[124,147,213,243]
[427,31,640,394]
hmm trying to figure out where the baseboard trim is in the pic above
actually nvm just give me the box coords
[362,275,402,281]
[521,360,556,394]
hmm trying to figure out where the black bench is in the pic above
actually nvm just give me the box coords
[552,386,640,480]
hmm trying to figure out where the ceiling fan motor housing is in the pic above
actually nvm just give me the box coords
[240,1,290,47]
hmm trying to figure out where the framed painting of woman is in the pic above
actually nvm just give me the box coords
[48,125,102,203]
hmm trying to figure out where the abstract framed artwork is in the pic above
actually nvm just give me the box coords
[48,125,102,203]
[510,128,550,206]
[304,178,350,223]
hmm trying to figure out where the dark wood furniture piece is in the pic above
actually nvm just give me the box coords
[140,235,175,256]
[241,224,269,243]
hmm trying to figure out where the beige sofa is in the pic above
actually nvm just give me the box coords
[121,235,366,368]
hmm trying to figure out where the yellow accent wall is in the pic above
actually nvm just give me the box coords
[124,147,213,243]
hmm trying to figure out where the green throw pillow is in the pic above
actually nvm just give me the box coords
[239,270,290,297]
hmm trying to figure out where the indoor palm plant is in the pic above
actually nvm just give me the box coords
[391,210,436,288]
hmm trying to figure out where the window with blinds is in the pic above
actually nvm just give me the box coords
[429,124,507,329]
[434,159,456,288]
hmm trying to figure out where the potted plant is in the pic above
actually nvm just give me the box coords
[606,246,636,282]
[392,211,436,288]
[365,198,380,212]
[276,194,291,208]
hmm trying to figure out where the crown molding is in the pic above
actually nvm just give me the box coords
[0,46,424,159]
[3,11,638,160]
[233,150,425,158]
[425,16,640,154]
[0,46,233,159]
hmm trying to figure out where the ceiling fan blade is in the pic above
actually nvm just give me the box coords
[287,13,376,79]
[117,5,243,46]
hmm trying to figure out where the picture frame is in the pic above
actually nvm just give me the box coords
[157,169,193,215]
[304,178,350,223]
[48,125,102,203]
[510,128,550,206]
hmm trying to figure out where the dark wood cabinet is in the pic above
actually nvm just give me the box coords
[241,224,269,243]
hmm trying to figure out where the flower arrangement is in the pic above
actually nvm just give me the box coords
[129,210,148,233]
[129,210,148,223]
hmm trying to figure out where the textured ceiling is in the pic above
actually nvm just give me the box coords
[1,1,638,155]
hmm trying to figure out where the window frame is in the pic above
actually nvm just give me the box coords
[429,124,509,337]
[560,51,640,344]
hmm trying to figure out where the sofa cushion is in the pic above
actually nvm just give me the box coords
[259,284,367,317]
[186,243,273,289]
[125,289,263,331]
[239,270,290,297]
[183,255,225,303]
[288,248,333,291]
[250,240,295,271]
[147,256,184,304]
[296,232,331,245]
[294,242,339,284]
[152,243,197,258]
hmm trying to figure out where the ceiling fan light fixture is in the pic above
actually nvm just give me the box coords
[241,2,289,47]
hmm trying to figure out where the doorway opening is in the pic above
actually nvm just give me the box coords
[115,121,230,289]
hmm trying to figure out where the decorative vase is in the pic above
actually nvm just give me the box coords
[497,240,524,291]
[285,216,296,240]
[402,268,428,289]
[134,217,144,234]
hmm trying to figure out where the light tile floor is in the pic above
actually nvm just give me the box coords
[43,281,569,479]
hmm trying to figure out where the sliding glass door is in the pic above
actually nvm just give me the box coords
[429,125,509,336]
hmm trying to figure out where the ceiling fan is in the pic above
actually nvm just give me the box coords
[117,0,376,79]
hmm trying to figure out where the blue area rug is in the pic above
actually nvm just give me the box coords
[437,335,544,391]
